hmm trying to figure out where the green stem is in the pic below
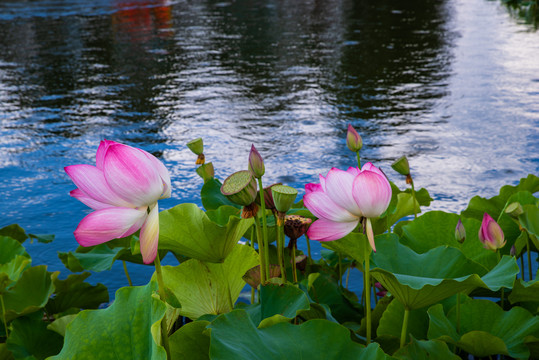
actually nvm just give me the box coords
[306,234,312,265]
[254,216,267,284]
[520,254,525,281]
[526,232,533,281]
[356,151,361,168]
[1,294,8,339]
[345,267,351,289]
[122,261,133,287]
[410,180,417,219]
[292,244,298,283]
[251,288,255,304]
[338,253,343,287]
[154,255,171,360]
[456,293,461,333]
[400,307,410,348]
[372,281,378,305]
[364,239,372,345]
[257,177,271,280]
[277,218,286,282]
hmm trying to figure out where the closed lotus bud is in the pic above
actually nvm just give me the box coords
[510,245,516,257]
[505,202,524,219]
[187,138,204,155]
[284,215,312,240]
[478,213,506,251]
[196,162,214,182]
[248,144,265,178]
[391,156,410,176]
[346,124,363,152]
[271,185,298,214]
[455,219,466,243]
[220,170,258,207]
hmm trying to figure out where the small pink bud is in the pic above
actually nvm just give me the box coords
[455,219,466,243]
[248,144,265,178]
[478,213,506,251]
[346,124,363,152]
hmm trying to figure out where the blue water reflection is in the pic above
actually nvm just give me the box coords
[0,0,537,295]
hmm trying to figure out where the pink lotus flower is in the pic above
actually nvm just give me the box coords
[478,213,506,251]
[304,162,391,251]
[65,140,171,264]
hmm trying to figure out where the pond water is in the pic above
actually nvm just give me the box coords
[0,0,538,295]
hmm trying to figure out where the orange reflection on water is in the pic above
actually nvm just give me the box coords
[112,0,173,43]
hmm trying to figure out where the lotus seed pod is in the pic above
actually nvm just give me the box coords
[271,185,298,214]
[187,138,204,155]
[220,170,258,206]
[505,202,524,219]
[391,155,410,176]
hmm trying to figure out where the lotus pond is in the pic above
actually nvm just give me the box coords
[1,0,539,359]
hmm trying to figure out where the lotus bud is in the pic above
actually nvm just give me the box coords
[510,245,516,257]
[187,138,204,155]
[271,185,298,215]
[478,213,506,251]
[505,202,524,219]
[375,282,387,297]
[455,219,466,243]
[391,156,410,176]
[220,170,258,207]
[284,215,312,240]
[196,162,215,182]
[248,144,265,178]
[346,124,363,152]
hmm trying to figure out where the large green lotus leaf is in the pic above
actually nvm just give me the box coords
[159,203,253,263]
[377,298,429,341]
[3,266,55,322]
[0,225,28,244]
[7,314,64,360]
[496,192,539,250]
[321,232,368,265]
[519,204,539,238]
[305,272,363,324]
[159,244,258,320]
[208,309,390,360]
[0,255,32,293]
[169,320,210,360]
[49,281,166,360]
[0,236,30,264]
[201,178,239,211]
[57,245,125,273]
[525,335,539,359]
[400,211,497,269]
[427,299,539,359]
[509,278,539,304]
[47,315,77,337]
[238,283,311,328]
[370,236,518,309]
[393,337,460,360]
[45,273,109,315]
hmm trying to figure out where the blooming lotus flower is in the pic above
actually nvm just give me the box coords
[304,162,391,251]
[478,213,506,251]
[65,140,171,264]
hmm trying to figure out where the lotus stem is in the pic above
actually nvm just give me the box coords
[251,288,255,304]
[292,243,298,283]
[306,234,312,265]
[373,281,378,305]
[254,216,267,284]
[410,180,417,219]
[520,255,525,280]
[257,177,271,280]
[400,307,410,348]
[276,216,286,282]
[154,254,171,360]
[1,294,8,339]
[345,267,351,289]
[356,151,361,168]
[364,238,372,345]
[122,260,133,287]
